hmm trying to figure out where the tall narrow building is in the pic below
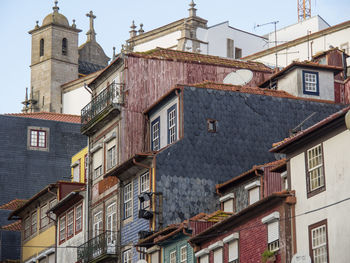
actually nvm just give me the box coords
[28,1,81,113]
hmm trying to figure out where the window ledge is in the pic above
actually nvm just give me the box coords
[208,241,223,251]
[147,245,160,254]
[195,248,209,258]
[90,143,102,153]
[223,232,239,243]
[244,181,260,190]
[219,193,235,203]
[262,212,280,224]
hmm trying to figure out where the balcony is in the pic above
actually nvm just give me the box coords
[77,230,119,263]
[81,82,124,135]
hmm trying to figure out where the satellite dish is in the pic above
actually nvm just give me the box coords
[223,69,253,86]
[291,254,311,263]
[137,260,147,263]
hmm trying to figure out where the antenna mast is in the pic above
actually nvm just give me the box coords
[298,0,311,22]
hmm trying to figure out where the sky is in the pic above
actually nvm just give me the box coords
[0,0,349,114]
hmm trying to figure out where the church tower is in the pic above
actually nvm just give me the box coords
[28,1,81,113]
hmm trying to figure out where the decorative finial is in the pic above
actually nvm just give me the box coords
[112,47,116,60]
[138,23,144,34]
[53,0,59,12]
[72,19,76,28]
[188,0,197,17]
[35,20,39,29]
[86,11,97,42]
[129,20,137,38]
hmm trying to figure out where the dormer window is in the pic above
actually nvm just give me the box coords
[40,39,44,57]
[62,38,67,55]
[245,181,260,205]
[303,71,319,95]
[219,193,235,213]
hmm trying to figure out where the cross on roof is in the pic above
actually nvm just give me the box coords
[86,10,96,41]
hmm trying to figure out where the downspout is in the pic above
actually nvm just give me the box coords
[118,182,123,259]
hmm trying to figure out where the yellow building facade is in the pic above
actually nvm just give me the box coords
[71,147,88,183]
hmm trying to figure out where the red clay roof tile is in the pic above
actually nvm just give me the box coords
[1,220,21,231]
[5,112,81,124]
[129,48,272,72]
[0,199,27,211]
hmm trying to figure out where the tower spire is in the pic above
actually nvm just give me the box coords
[86,10,96,42]
[53,0,59,13]
[188,0,197,17]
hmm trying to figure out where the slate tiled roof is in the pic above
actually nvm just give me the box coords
[187,81,336,104]
[130,48,272,72]
[1,221,21,232]
[271,105,350,152]
[78,60,106,75]
[5,112,81,123]
[0,199,27,211]
[259,61,343,88]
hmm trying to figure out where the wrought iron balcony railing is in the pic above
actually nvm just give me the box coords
[77,230,118,262]
[81,82,124,126]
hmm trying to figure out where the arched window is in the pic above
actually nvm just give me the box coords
[62,38,67,55]
[40,39,44,57]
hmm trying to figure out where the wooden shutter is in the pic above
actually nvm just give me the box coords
[199,255,209,263]
[93,149,102,169]
[249,187,260,204]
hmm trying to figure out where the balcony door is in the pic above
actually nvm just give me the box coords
[106,202,117,253]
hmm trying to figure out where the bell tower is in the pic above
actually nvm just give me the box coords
[28,1,81,112]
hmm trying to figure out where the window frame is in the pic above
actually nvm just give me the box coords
[305,143,326,198]
[180,245,187,263]
[93,211,103,238]
[72,161,81,182]
[66,208,74,239]
[28,127,49,151]
[308,219,329,263]
[124,183,133,219]
[40,38,44,57]
[207,119,217,133]
[123,249,132,263]
[170,250,177,263]
[167,104,177,144]
[24,216,31,239]
[48,198,57,223]
[75,203,83,234]
[40,203,48,229]
[302,70,319,95]
[30,129,47,148]
[59,215,66,244]
[235,47,242,59]
[151,117,160,151]
[106,202,117,244]
[31,211,37,236]
[139,171,150,209]
[107,145,117,170]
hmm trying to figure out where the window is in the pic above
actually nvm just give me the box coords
[139,247,147,260]
[40,204,48,229]
[281,171,288,190]
[303,71,319,95]
[207,119,217,133]
[24,217,30,239]
[72,162,80,182]
[140,172,150,209]
[75,204,82,233]
[340,42,349,54]
[62,38,67,55]
[228,240,239,263]
[59,215,66,242]
[220,193,235,213]
[227,39,234,58]
[31,211,37,235]
[245,181,260,205]
[49,199,57,223]
[235,47,242,59]
[106,202,117,244]
[67,209,74,238]
[309,220,328,263]
[170,250,176,263]
[123,249,132,263]
[94,165,102,180]
[213,248,223,263]
[180,246,187,263]
[40,38,44,57]
[199,255,209,263]
[124,183,132,219]
[167,104,177,144]
[306,144,325,197]
[107,146,116,170]
[262,212,280,252]
[151,117,160,151]
[30,130,47,148]
[150,251,159,263]
[93,211,103,238]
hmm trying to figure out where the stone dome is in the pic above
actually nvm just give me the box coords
[42,2,69,27]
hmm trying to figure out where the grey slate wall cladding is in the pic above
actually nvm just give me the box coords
[156,86,343,225]
[0,115,87,260]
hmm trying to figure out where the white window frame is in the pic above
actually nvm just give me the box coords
[170,250,176,263]
[167,104,177,144]
[151,117,160,151]
[106,202,117,244]
[67,209,74,238]
[75,204,82,233]
[140,172,150,209]
[40,203,48,229]
[180,245,187,263]
[262,212,280,252]
[107,145,116,170]
[59,215,66,242]
[123,249,132,263]
[124,183,132,219]
[310,222,328,263]
[303,71,319,94]
[306,144,324,193]
[93,211,103,238]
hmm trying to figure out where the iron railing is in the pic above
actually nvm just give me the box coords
[77,230,118,262]
[81,82,123,125]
